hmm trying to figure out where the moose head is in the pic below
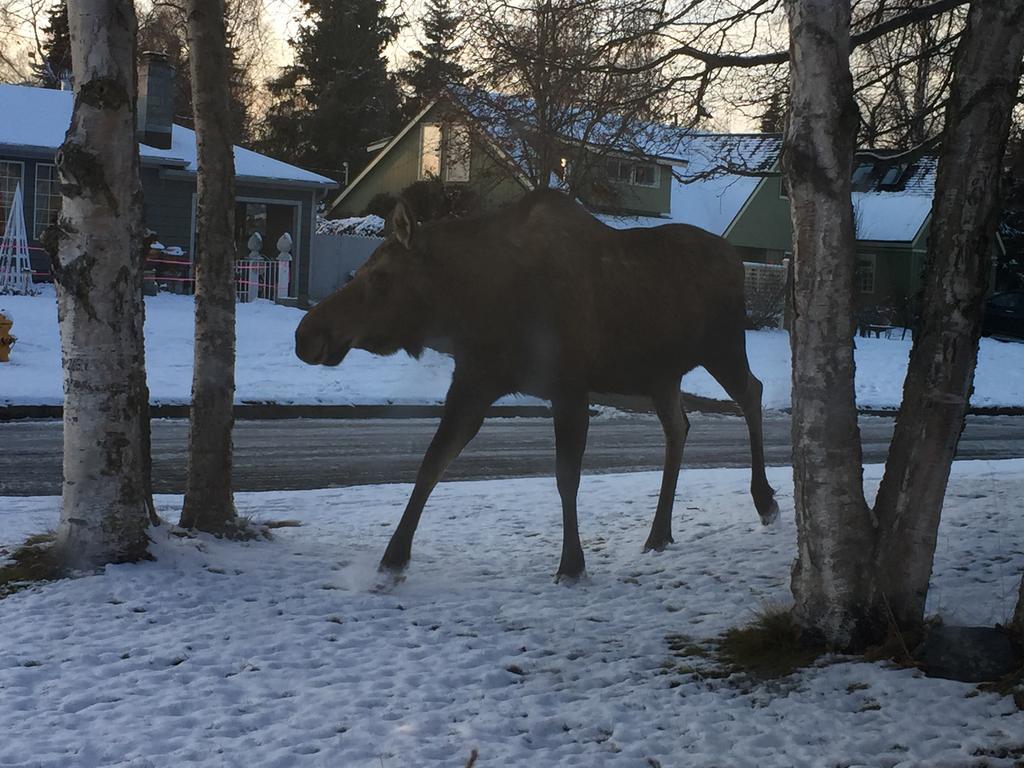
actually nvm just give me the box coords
[295,200,433,367]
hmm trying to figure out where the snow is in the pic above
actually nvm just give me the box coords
[3,287,1024,409]
[0,84,335,187]
[316,214,386,237]
[853,192,932,242]
[2,460,1023,766]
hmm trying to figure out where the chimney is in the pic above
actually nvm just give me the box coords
[137,52,174,150]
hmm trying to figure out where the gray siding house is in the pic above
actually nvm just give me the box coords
[0,56,336,304]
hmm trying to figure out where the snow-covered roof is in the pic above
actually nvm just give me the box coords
[598,134,782,235]
[850,153,937,242]
[0,84,336,188]
[601,142,939,243]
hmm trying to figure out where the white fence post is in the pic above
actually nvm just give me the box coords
[276,232,293,300]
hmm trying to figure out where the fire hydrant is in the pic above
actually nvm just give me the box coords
[0,311,15,363]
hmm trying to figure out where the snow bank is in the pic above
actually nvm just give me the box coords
[2,461,1023,766]
[3,287,1024,408]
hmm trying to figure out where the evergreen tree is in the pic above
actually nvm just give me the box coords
[36,0,71,88]
[403,0,468,111]
[759,87,786,134]
[257,0,402,181]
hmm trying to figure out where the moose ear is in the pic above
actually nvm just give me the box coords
[391,200,416,249]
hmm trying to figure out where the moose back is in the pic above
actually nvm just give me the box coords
[295,190,777,578]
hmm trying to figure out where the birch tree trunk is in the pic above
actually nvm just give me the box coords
[784,0,877,650]
[874,0,1024,631]
[179,0,238,532]
[53,0,153,568]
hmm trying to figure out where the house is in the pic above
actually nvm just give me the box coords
[724,150,1004,310]
[326,92,685,222]
[0,54,336,304]
[547,133,1002,312]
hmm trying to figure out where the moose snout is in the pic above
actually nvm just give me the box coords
[295,322,327,365]
[295,315,350,367]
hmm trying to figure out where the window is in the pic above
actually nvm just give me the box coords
[0,160,24,237]
[419,124,442,179]
[779,174,789,199]
[606,159,659,188]
[607,159,632,183]
[33,163,61,239]
[857,254,876,294]
[851,163,872,189]
[632,163,659,187]
[444,123,472,183]
[879,164,909,189]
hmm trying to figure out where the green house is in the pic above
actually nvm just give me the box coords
[597,137,1004,312]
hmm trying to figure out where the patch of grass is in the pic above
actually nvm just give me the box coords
[716,605,823,679]
[979,667,1024,710]
[0,531,60,598]
[666,633,712,659]
[862,603,927,670]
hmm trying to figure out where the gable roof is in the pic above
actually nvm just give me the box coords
[0,84,336,188]
[327,96,534,213]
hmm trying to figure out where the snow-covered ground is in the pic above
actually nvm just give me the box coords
[3,287,1024,409]
[2,461,1023,767]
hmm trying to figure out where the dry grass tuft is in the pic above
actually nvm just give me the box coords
[716,605,823,679]
[0,531,60,598]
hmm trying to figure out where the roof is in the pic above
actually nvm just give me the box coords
[328,84,939,242]
[0,84,336,188]
[604,142,940,243]
[850,153,937,242]
[599,134,782,235]
[328,97,532,214]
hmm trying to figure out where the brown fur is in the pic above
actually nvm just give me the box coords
[296,190,777,578]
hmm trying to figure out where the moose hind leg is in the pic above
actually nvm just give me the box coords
[707,355,778,525]
[379,379,494,572]
[552,393,590,580]
[644,383,689,552]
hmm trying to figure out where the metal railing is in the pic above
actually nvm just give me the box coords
[234,259,291,303]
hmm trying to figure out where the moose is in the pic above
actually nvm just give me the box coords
[295,190,777,579]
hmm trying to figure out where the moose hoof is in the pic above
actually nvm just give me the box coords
[758,498,780,526]
[378,559,407,573]
[371,568,406,593]
[555,552,586,583]
[554,568,588,585]
[643,534,674,553]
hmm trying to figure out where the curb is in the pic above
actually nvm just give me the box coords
[0,403,554,422]
[3,401,1023,422]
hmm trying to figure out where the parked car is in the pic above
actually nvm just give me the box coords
[982,291,1024,340]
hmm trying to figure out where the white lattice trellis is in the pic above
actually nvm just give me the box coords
[0,183,35,295]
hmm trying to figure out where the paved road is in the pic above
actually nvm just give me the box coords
[3,413,1024,496]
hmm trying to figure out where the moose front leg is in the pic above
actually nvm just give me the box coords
[379,378,494,573]
[552,392,590,580]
